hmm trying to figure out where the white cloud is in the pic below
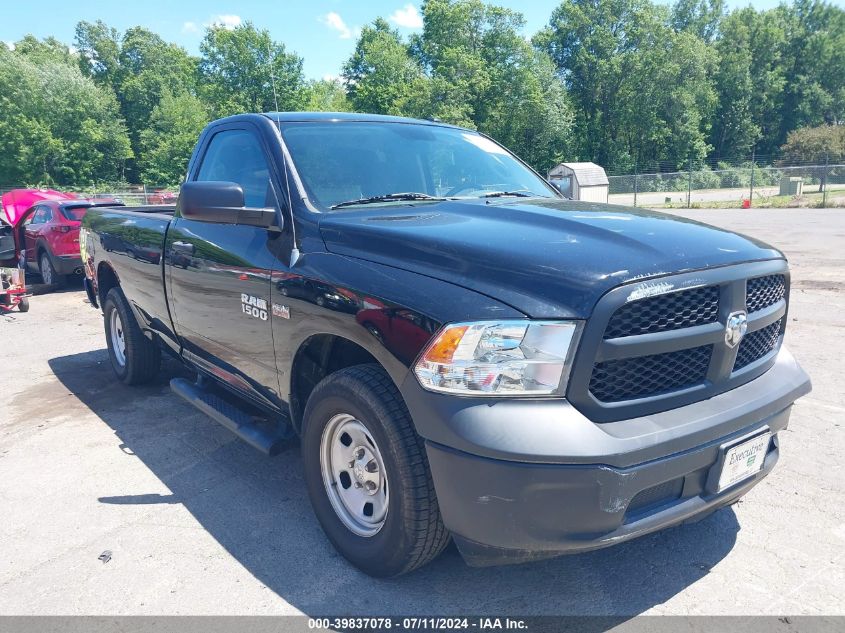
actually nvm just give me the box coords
[208,14,242,30]
[319,12,353,39]
[3,41,15,51]
[182,14,242,34]
[389,4,423,29]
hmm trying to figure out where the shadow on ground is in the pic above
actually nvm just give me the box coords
[47,348,740,616]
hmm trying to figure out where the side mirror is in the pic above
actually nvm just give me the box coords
[178,181,280,230]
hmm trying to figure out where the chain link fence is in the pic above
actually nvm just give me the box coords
[0,184,178,207]
[4,156,845,210]
[607,155,845,208]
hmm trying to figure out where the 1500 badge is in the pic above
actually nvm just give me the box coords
[241,294,268,320]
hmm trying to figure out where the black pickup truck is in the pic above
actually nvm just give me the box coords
[81,112,811,576]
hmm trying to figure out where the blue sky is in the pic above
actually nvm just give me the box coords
[1,0,838,80]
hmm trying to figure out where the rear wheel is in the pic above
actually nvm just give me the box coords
[39,252,64,288]
[302,364,450,577]
[103,287,160,385]
[17,296,29,312]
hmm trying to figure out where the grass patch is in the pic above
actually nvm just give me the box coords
[657,190,845,209]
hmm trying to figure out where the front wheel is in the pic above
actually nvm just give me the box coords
[302,364,450,577]
[103,287,161,385]
[17,296,29,312]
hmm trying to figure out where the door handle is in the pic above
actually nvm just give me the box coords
[172,241,195,254]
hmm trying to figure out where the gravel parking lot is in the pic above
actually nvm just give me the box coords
[1,208,843,616]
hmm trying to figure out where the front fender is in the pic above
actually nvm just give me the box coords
[274,252,525,401]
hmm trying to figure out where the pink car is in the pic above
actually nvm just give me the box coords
[1,189,122,288]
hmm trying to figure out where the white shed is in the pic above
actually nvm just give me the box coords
[547,162,609,203]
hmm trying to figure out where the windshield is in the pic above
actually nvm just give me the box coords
[278,121,556,210]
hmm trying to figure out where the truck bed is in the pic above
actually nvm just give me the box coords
[83,204,175,330]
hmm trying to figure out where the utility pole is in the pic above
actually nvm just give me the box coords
[687,155,693,209]
[633,159,639,208]
[749,148,755,206]
[823,153,829,207]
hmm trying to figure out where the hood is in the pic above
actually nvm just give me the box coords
[1,189,77,227]
[318,199,784,318]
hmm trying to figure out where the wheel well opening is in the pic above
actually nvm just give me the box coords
[97,263,119,306]
[290,334,380,431]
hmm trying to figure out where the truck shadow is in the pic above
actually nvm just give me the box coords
[49,349,740,616]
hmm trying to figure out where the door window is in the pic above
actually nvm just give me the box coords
[28,206,51,225]
[195,129,274,208]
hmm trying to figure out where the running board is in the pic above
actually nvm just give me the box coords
[170,377,292,455]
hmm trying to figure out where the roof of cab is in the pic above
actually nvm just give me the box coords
[261,111,467,129]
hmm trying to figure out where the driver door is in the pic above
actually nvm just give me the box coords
[167,124,287,409]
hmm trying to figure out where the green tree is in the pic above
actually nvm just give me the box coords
[139,91,209,186]
[414,0,572,169]
[710,7,789,158]
[74,22,199,181]
[671,0,724,42]
[199,22,306,117]
[0,46,131,185]
[12,35,76,66]
[779,124,845,163]
[343,18,429,116]
[116,28,199,178]
[304,78,352,112]
[537,0,715,171]
[779,0,845,138]
[74,20,121,86]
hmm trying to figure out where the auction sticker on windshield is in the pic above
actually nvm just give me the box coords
[718,431,771,492]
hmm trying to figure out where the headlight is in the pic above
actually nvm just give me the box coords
[414,320,580,396]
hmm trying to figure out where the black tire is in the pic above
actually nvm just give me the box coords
[17,296,29,312]
[39,252,64,288]
[302,364,450,577]
[103,287,161,385]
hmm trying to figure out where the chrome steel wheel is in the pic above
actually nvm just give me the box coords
[109,307,127,367]
[319,413,389,537]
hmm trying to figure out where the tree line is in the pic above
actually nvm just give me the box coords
[0,0,843,189]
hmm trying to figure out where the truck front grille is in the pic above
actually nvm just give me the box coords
[589,345,712,402]
[567,262,789,423]
[603,286,719,339]
[734,318,783,370]
[746,274,785,313]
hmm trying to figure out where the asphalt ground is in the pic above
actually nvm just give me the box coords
[0,208,842,616]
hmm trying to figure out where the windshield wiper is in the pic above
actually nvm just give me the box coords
[330,192,447,210]
[478,190,545,199]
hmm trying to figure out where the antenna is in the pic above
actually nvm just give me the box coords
[267,40,279,112]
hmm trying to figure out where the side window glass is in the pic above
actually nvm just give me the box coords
[195,129,274,209]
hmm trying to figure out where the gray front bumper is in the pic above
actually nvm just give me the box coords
[401,347,811,565]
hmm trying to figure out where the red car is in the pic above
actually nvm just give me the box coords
[147,190,178,205]
[19,198,122,288]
